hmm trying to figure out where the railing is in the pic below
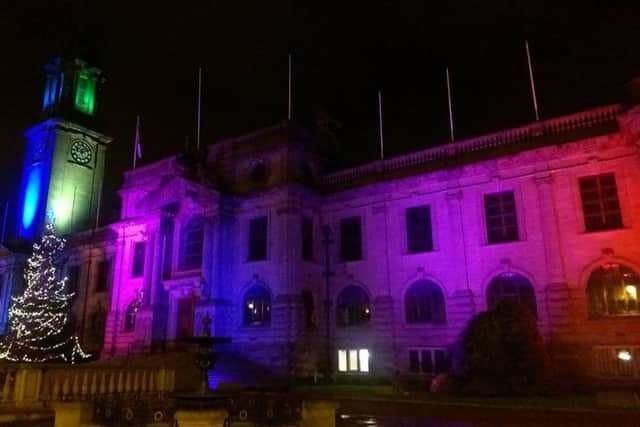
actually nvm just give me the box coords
[0,364,175,406]
[322,104,622,188]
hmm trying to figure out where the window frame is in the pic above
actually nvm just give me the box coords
[95,259,110,293]
[486,272,537,316]
[587,263,640,318]
[340,216,363,262]
[248,216,268,262]
[337,348,370,374]
[408,348,449,375]
[578,173,623,232]
[336,285,371,327]
[404,280,446,325]
[178,217,205,271]
[243,285,272,327]
[483,190,519,244]
[131,241,146,278]
[405,205,434,254]
[302,216,314,262]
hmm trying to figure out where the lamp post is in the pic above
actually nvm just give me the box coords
[321,225,334,382]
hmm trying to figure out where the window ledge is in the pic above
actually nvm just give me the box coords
[588,314,640,320]
[581,226,628,235]
[403,323,448,329]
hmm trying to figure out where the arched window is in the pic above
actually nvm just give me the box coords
[124,301,138,333]
[243,285,271,326]
[179,217,204,270]
[588,264,640,317]
[487,272,537,316]
[405,280,446,324]
[337,285,371,327]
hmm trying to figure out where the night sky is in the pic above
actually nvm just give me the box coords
[1,1,640,223]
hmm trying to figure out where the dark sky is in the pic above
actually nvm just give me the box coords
[1,1,640,223]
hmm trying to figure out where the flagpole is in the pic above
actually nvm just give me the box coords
[378,90,384,160]
[525,41,540,121]
[133,115,140,169]
[197,67,202,150]
[446,67,455,142]
[288,53,292,120]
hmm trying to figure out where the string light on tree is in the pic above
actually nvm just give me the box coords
[0,218,90,363]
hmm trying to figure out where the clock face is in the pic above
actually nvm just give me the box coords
[70,140,93,165]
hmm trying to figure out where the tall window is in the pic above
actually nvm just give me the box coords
[302,216,313,261]
[409,348,448,374]
[484,191,519,243]
[66,265,81,294]
[248,216,268,261]
[243,285,271,326]
[89,305,107,349]
[179,217,204,270]
[406,206,433,253]
[405,280,446,324]
[340,217,362,261]
[161,218,175,279]
[124,301,138,333]
[487,272,537,316]
[132,242,146,278]
[337,285,370,327]
[588,264,640,317]
[579,173,622,231]
[74,70,96,115]
[95,260,110,293]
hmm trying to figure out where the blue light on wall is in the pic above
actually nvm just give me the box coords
[22,167,41,231]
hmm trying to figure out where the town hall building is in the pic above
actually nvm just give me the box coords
[2,57,640,386]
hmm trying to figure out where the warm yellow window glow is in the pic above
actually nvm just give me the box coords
[359,349,369,372]
[348,350,359,371]
[338,350,347,372]
[617,349,632,362]
[624,285,637,300]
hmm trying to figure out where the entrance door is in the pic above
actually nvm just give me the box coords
[176,296,196,339]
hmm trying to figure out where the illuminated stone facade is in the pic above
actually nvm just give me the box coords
[4,58,640,384]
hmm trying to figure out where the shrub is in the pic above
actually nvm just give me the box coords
[450,300,551,396]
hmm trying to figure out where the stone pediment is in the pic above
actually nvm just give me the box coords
[136,176,219,213]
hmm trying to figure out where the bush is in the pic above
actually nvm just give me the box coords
[450,301,551,396]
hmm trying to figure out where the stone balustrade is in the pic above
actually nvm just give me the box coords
[322,104,622,188]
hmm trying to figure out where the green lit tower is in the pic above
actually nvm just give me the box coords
[17,58,112,238]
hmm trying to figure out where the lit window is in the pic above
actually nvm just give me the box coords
[337,348,370,373]
[243,285,271,326]
[588,264,640,317]
[74,70,97,115]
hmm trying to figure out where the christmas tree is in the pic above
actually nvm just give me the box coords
[0,221,90,363]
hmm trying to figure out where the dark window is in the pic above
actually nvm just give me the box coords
[161,218,175,279]
[124,301,138,333]
[302,216,313,261]
[132,242,146,277]
[95,260,110,293]
[250,162,269,183]
[487,273,537,316]
[405,280,446,324]
[88,305,106,350]
[406,206,433,253]
[409,349,449,374]
[484,191,519,243]
[243,285,271,326]
[337,285,370,327]
[248,216,268,261]
[588,264,640,317]
[179,217,204,270]
[67,265,81,294]
[579,173,622,231]
[340,217,362,261]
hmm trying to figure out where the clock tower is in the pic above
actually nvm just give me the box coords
[17,57,112,238]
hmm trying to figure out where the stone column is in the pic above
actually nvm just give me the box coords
[534,174,572,339]
[174,409,227,427]
[200,215,216,301]
[149,229,163,307]
[301,400,340,427]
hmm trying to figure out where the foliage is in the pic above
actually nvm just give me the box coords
[450,301,551,396]
[0,222,90,363]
